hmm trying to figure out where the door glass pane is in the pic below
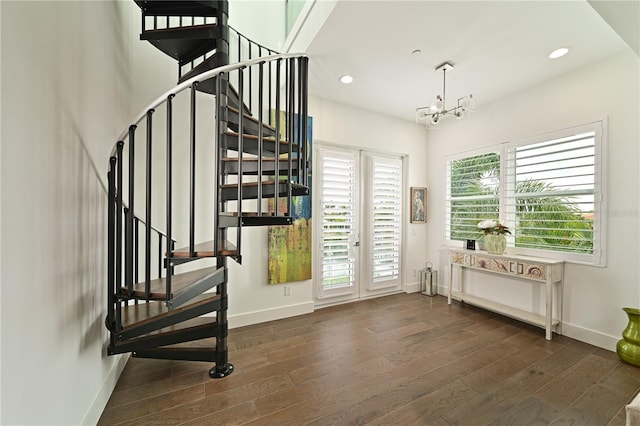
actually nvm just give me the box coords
[371,158,402,283]
[321,154,357,290]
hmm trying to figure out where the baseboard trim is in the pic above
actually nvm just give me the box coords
[228,301,315,329]
[561,322,619,352]
[82,353,130,425]
[439,284,618,352]
[403,281,420,293]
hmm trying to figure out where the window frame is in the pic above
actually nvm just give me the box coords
[444,120,607,266]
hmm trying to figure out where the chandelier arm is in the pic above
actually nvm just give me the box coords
[415,61,474,126]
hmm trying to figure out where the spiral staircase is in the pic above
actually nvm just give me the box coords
[105,0,309,378]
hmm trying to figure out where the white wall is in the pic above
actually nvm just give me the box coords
[425,50,640,350]
[222,96,428,325]
[0,1,174,424]
[309,96,430,287]
[229,0,286,51]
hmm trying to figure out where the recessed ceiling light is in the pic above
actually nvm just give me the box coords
[548,47,571,59]
[339,75,354,84]
[412,49,422,56]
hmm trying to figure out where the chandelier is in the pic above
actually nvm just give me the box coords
[416,61,474,126]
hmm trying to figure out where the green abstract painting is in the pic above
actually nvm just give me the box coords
[267,112,312,284]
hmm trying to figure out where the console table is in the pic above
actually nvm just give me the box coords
[448,249,564,340]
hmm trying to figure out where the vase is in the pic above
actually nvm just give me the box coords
[484,234,506,255]
[617,307,640,367]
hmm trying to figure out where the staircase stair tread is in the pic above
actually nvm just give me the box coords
[222,131,300,158]
[220,180,300,188]
[113,317,218,353]
[121,265,220,300]
[135,0,224,17]
[221,156,300,176]
[218,212,295,227]
[226,105,275,133]
[120,293,220,329]
[171,240,237,258]
[224,130,288,143]
[219,181,309,199]
[141,23,219,39]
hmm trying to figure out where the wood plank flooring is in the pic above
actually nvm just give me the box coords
[99,293,640,425]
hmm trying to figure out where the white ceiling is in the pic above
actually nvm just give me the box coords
[303,0,638,124]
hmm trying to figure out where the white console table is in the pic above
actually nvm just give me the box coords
[448,249,564,340]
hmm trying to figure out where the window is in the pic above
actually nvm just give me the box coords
[446,151,501,241]
[446,121,606,266]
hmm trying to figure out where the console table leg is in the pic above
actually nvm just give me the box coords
[545,277,552,340]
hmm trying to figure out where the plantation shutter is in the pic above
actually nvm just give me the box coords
[445,151,501,242]
[369,156,402,285]
[505,131,597,255]
[319,151,358,291]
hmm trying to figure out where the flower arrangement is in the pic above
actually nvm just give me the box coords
[477,219,511,235]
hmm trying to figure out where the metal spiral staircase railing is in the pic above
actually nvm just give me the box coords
[105,0,309,379]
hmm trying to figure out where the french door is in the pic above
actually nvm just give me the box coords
[315,147,403,304]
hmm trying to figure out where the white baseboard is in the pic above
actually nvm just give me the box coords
[561,322,619,352]
[403,281,420,293]
[228,301,315,329]
[439,284,618,352]
[82,353,130,425]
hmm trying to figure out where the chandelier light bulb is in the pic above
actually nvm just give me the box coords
[432,96,443,112]
[415,61,474,128]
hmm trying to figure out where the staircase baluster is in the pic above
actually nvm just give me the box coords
[237,67,244,258]
[166,94,174,301]
[257,62,264,215]
[145,109,155,300]
[189,83,198,257]
[116,142,125,299]
[107,158,116,340]
[287,58,295,216]
[158,235,163,278]
[274,59,282,215]
[214,73,225,257]
[134,217,139,288]
[126,125,136,293]
[268,61,273,127]
[237,33,241,65]
[248,44,252,111]
[297,58,305,186]
[301,57,309,187]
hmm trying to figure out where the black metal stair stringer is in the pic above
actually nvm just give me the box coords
[111,319,220,354]
[117,293,222,341]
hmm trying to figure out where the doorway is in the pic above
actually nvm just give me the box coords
[314,146,404,305]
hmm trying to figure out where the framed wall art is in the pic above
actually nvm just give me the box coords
[410,187,426,223]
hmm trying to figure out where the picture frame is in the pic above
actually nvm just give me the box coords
[410,187,427,223]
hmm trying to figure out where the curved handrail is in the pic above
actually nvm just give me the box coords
[111,52,308,155]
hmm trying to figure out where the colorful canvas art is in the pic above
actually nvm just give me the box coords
[267,112,312,284]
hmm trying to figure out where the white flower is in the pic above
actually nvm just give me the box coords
[477,219,497,229]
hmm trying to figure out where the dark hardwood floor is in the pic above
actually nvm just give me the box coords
[99,293,640,425]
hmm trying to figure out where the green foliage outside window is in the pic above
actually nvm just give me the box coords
[448,152,594,254]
